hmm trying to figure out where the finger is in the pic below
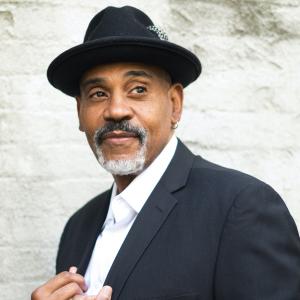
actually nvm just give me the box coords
[69,266,78,274]
[42,271,88,295]
[50,281,84,300]
[96,286,112,300]
[73,295,96,300]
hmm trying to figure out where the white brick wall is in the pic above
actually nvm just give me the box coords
[0,1,299,299]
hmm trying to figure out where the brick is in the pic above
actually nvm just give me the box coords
[0,110,80,145]
[0,247,56,282]
[178,110,300,150]
[0,142,111,178]
[0,10,14,39]
[0,282,46,300]
[0,75,75,111]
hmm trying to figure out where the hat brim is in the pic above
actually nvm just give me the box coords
[47,36,202,97]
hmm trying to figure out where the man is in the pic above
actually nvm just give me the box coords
[32,6,300,300]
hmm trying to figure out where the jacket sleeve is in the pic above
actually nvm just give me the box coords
[215,183,300,299]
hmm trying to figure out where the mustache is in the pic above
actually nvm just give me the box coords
[94,120,147,146]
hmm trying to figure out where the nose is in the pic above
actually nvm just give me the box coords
[103,94,133,122]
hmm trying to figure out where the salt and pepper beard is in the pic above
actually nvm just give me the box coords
[93,121,147,176]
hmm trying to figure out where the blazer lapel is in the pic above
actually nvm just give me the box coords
[104,184,177,299]
[104,139,195,299]
[77,189,112,275]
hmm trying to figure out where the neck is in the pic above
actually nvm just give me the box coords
[113,174,137,193]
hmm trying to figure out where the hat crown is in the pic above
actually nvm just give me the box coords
[47,5,201,96]
[84,6,160,42]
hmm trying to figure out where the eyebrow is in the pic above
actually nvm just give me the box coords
[80,77,105,90]
[124,70,153,79]
[80,70,153,90]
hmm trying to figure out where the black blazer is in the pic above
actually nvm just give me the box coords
[56,140,300,300]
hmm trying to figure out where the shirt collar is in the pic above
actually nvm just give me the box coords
[111,135,178,215]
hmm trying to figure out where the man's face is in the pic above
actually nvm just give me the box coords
[76,62,183,175]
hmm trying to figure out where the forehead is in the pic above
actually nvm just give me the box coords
[80,62,170,84]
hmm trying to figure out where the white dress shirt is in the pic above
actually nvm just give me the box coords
[84,135,178,295]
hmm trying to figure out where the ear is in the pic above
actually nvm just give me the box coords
[168,83,183,127]
[75,96,84,132]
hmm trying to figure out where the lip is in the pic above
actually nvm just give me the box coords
[101,130,139,144]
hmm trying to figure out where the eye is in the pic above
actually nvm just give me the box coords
[90,90,107,100]
[131,86,147,94]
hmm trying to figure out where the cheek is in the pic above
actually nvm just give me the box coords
[142,104,173,147]
[146,102,173,132]
[80,105,103,132]
[79,106,104,152]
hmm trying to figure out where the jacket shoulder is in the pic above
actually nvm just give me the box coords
[191,155,266,189]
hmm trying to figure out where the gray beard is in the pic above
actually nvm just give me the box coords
[95,138,147,176]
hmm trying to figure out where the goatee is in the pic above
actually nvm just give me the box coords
[93,120,147,176]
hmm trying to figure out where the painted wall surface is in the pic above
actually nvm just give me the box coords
[0,0,299,299]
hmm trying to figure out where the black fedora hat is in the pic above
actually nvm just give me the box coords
[47,6,202,97]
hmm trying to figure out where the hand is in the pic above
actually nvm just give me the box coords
[69,267,112,300]
[31,266,87,300]
[73,286,112,300]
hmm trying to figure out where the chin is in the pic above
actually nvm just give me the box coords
[96,141,147,176]
[99,158,146,176]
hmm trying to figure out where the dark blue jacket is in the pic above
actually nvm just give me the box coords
[56,140,300,299]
